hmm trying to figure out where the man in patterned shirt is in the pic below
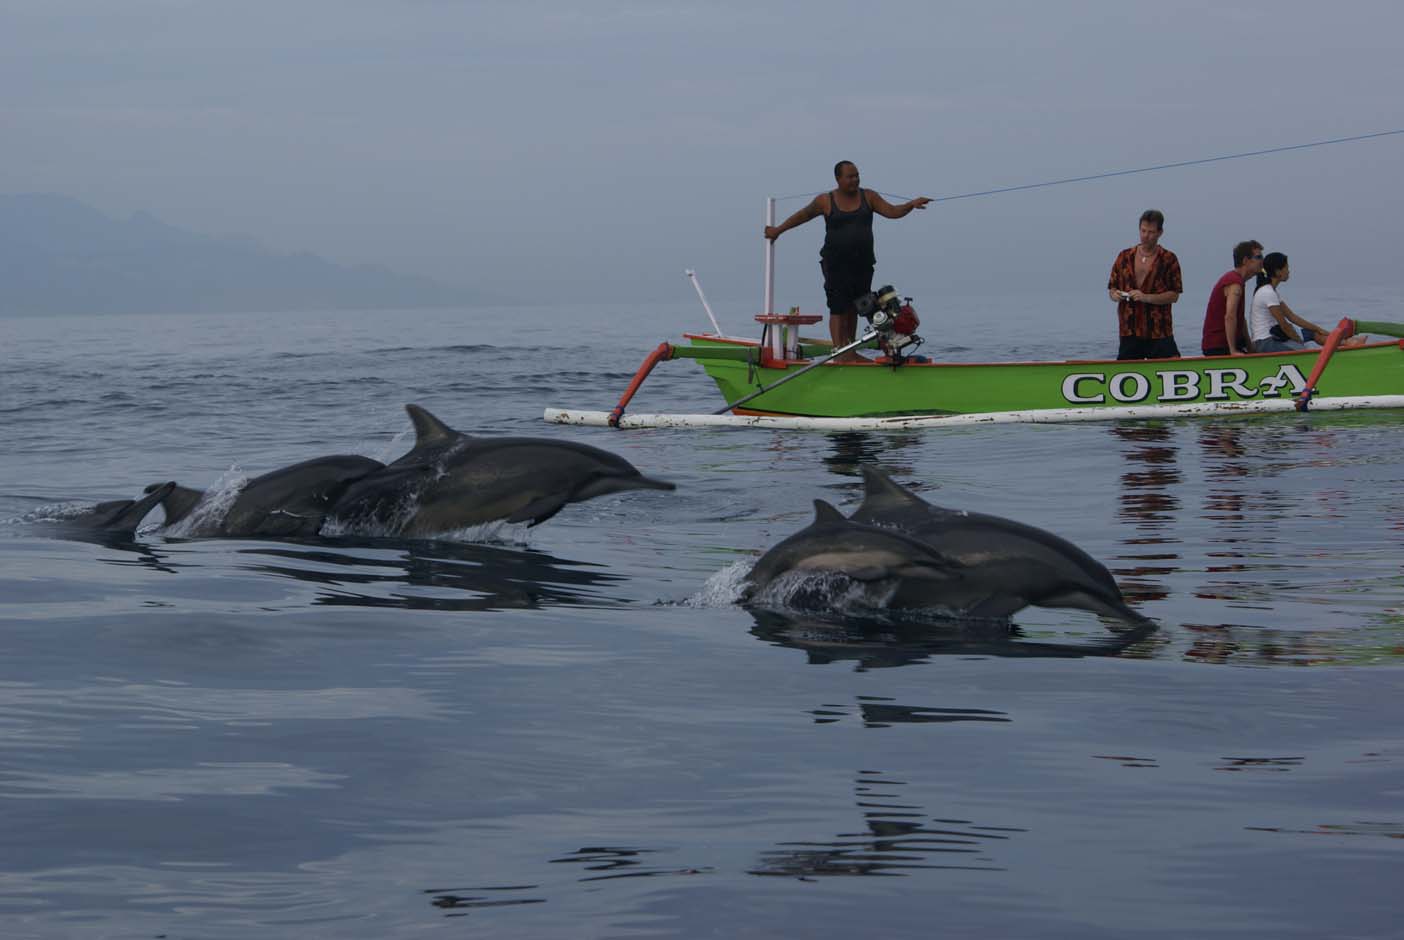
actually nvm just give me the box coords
[1107,209,1183,360]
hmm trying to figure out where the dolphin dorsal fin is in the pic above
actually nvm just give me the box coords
[405,404,458,445]
[858,466,929,513]
[812,499,846,524]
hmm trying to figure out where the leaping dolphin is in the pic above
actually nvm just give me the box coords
[328,404,675,535]
[849,466,1150,625]
[741,500,968,611]
[146,455,384,536]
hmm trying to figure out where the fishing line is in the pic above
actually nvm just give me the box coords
[771,128,1404,204]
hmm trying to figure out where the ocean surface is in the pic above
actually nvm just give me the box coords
[2,295,1403,939]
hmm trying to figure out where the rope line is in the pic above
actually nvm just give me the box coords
[771,128,1404,205]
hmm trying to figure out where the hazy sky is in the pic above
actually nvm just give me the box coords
[5,0,1403,308]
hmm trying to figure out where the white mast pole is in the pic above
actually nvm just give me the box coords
[685,269,724,336]
[763,197,775,316]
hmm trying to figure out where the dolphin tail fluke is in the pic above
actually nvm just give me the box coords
[106,481,177,535]
[146,482,204,526]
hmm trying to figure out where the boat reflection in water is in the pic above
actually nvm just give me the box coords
[1110,422,1182,605]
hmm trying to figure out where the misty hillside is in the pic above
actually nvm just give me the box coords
[0,194,482,315]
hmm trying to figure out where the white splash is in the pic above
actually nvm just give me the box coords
[748,569,899,613]
[161,466,249,537]
[368,426,412,464]
[681,560,753,607]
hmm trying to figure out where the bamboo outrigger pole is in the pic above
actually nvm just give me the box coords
[1296,318,1404,411]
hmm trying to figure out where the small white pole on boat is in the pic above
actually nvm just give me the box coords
[684,269,725,336]
[763,197,775,316]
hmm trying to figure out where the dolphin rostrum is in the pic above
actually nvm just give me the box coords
[741,500,968,611]
[146,455,384,536]
[848,466,1150,625]
[49,481,177,539]
[328,404,675,535]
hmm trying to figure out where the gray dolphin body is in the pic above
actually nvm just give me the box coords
[328,404,676,536]
[52,482,176,538]
[742,500,968,610]
[147,455,384,536]
[849,466,1149,624]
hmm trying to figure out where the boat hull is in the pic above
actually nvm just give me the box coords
[686,336,1404,418]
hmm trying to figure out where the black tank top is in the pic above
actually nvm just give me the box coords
[820,188,875,266]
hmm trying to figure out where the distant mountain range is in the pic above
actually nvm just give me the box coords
[0,194,483,315]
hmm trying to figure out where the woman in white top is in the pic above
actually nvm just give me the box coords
[1248,252,1331,353]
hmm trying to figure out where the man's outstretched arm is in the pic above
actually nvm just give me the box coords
[867,190,931,219]
[765,196,825,240]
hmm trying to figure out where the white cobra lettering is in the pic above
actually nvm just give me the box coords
[1205,368,1255,400]
[1062,373,1106,404]
[1108,372,1151,403]
[1159,370,1201,402]
[1258,364,1308,397]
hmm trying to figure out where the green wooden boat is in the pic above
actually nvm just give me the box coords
[545,317,1404,429]
[547,206,1404,429]
[683,330,1404,418]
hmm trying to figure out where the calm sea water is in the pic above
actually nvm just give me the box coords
[2,296,1403,939]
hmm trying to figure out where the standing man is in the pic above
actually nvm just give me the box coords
[1107,209,1183,360]
[764,161,930,362]
[1200,240,1264,357]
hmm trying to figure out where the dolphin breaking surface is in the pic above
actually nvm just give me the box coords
[325,404,676,535]
[72,403,676,540]
[24,404,1144,630]
[741,469,1153,626]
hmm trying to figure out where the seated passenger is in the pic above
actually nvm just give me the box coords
[1200,240,1262,356]
[1248,252,1366,352]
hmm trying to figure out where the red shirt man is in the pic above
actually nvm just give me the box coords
[1200,240,1264,357]
[1107,209,1183,360]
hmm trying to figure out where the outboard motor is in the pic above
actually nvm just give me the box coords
[853,284,923,362]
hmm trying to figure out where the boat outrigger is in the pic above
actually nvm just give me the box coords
[545,204,1404,431]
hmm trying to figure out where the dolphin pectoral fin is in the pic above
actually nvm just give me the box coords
[964,595,1029,620]
[507,494,569,526]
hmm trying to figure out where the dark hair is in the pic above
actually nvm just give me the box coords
[1256,252,1288,289]
[1233,239,1263,266]
[1139,209,1165,231]
[833,160,856,180]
